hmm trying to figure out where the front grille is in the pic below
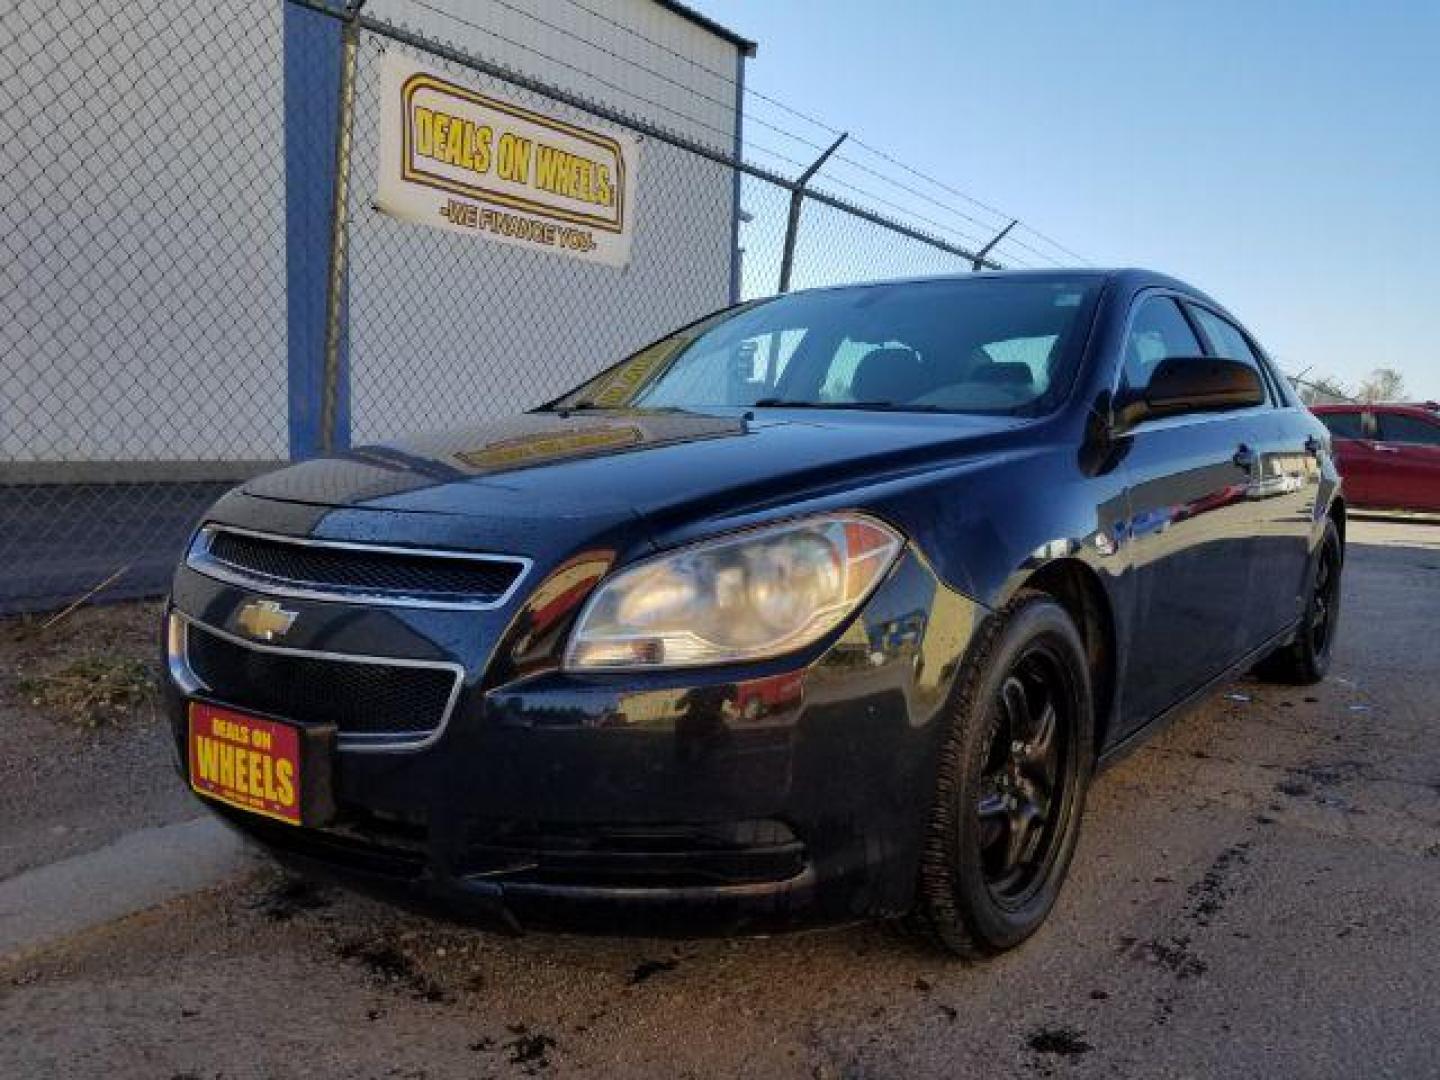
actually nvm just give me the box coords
[185,621,458,739]
[193,527,526,608]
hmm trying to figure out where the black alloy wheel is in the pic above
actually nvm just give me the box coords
[1308,531,1340,658]
[977,647,1071,906]
[912,590,1093,957]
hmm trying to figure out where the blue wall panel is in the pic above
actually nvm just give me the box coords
[284,2,350,458]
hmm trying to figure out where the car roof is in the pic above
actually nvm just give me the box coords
[787,267,1225,307]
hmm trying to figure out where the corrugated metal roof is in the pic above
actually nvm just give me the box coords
[653,0,757,55]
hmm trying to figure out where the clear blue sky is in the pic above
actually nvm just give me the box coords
[707,0,1439,397]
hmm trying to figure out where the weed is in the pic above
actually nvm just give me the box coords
[18,655,156,727]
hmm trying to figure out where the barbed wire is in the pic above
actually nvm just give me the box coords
[737,90,1091,266]
[411,0,1083,270]
[556,0,739,83]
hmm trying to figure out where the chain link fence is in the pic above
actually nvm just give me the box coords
[2,0,289,613]
[3,0,1012,614]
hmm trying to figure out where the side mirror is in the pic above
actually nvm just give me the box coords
[1115,357,1264,429]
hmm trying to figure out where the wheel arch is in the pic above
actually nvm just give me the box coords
[1018,558,1118,757]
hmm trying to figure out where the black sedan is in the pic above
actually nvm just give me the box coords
[165,269,1344,956]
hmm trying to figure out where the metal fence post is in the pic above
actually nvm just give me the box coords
[777,133,847,293]
[972,219,1016,272]
[727,45,747,305]
[319,0,364,454]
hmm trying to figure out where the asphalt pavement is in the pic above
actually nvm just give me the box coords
[1,518,1437,1079]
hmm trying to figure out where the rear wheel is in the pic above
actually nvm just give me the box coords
[910,591,1092,958]
[1255,518,1343,685]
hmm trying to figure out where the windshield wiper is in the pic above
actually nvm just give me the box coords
[542,401,700,416]
[752,398,932,412]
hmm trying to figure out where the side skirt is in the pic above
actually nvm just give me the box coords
[1096,619,1302,771]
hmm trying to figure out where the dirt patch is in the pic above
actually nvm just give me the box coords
[1186,842,1252,925]
[251,874,335,922]
[337,933,455,1004]
[505,1026,559,1072]
[1026,1026,1093,1056]
[0,600,163,674]
[1119,935,1207,979]
[0,601,194,878]
[1294,761,1368,787]
[628,957,679,985]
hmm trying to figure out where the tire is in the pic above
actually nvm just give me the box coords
[909,590,1093,958]
[1254,518,1343,685]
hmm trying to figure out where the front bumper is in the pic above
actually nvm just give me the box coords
[166,520,987,934]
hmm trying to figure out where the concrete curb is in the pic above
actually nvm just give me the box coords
[0,815,251,962]
[1350,510,1440,525]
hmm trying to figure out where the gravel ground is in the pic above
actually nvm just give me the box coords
[0,601,194,878]
[2,519,1438,1079]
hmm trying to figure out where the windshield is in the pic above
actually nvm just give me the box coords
[550,276,1103,417]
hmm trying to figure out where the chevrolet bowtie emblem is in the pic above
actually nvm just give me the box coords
[236,599,298,642]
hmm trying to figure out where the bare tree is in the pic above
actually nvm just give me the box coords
[1294,374,1354,405]
[1357,367,1406,403]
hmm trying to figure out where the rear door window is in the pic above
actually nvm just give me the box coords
[1121,297,1204,397]
[1185,305,1271,404]
[1188,306,1259,364]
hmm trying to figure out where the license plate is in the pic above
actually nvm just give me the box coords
[188,702,303,826]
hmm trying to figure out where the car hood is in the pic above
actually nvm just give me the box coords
[237,409,1029,544]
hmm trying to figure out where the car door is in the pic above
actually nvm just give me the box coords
[1113,294,1265,735]
[1184,302,1315,642]
[1370,410,1440,511]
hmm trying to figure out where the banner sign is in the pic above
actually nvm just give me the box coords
[375,53,640,267]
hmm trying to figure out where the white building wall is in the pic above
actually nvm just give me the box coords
[1,0,744,467]
[0,0,289,466]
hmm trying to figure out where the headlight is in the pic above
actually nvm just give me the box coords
[564,513,903,671]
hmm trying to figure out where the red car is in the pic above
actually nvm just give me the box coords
[1312,402,1440,511]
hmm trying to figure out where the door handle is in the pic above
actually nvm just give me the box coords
[1375,444,1399,454]
[1232,444,1257,470]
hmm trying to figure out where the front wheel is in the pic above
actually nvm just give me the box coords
[910,591,1093,958]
